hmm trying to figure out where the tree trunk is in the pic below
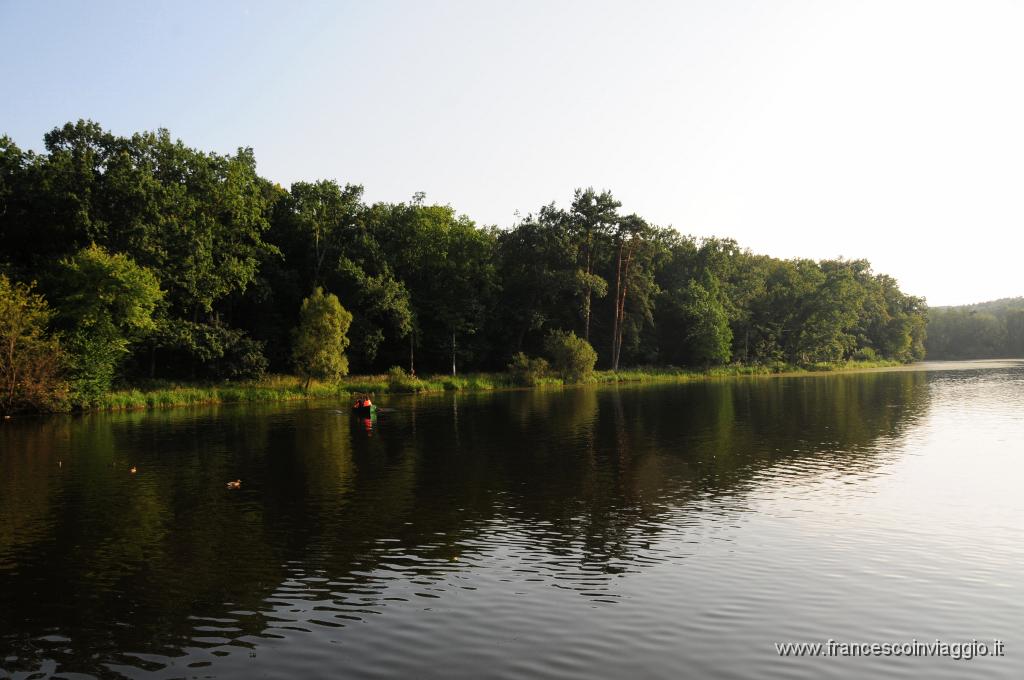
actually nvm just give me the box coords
[313,228,325,288]
[5,334,17,410]
[612,241,634,371]
[614,281,628,370]
[583,243,593,342]
[611,243,623,371]
[409,331,416,377]
[191,306,200,380]
[451,331,457,376]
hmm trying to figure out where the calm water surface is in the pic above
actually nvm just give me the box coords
[1,361,1022,679]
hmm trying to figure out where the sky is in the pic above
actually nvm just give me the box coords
[2,0,1022,306]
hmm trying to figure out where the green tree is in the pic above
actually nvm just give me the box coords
[284,180,364,290]
[862,273,927,362]
[366,200,497,374]
[51,245,162,405]
[292,288,353,388]
[53,244,163,336]
[495,205,578,356]
[606,215,664,370]
[792,259,866,363]
[544,330,597,382]
[0,276,67,413]
[5,121,272,314]
[680,276,733,367]
[569,188,619,342]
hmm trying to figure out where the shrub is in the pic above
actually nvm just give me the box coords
[223,334,269,380]
[387,366,425,393]
[543,330,597,382]
[853,347,878,361]
[507,352,550,386]
[147,320,269,381]
[64,326,122,407]
[0,276,69,413]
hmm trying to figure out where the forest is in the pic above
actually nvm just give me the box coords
[1,121,929,411]
[925,298,1024,359]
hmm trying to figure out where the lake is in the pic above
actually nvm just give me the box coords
[1,361,1022,679]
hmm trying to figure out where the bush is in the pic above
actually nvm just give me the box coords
[543,330,597,382]
[222,334,269,380]
[507,352,550,386]
[852,347,877,361]
[64,325,123,407]
[0,275,69,412]
[146,320,269,381]
[387,366,426,393]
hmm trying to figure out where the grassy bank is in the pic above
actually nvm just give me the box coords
[93,359,903,413]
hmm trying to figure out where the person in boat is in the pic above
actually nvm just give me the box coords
[353,395,373,409]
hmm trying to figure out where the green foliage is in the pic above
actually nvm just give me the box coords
[341,261,414,367]
[569,188,619,341]
[926,298,1024,359]
[292,288,353,385]
[149,320,268,380]
[366,200,498,373]
[0,275,68,412]
[53,244,163,337]
[661,275,733,367]
[386,365,427,392]
[507,352,550,386]
[6,121,274,316]
[685,278,733,366]
[286,179,364,287]
[543,330,597,382]
[222,334,270,380]
[853,347,878,361]
[51,245,162,405]
[495,207,579,355]
[63,327,123,407]
[0,121,936,408]
[926,308,1005,359]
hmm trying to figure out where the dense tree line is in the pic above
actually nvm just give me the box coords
[1,121,928,410]
[925,298,1024,359]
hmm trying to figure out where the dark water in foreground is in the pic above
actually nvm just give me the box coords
[1,361,1022,679]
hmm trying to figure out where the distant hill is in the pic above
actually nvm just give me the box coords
[926,297,1024,359]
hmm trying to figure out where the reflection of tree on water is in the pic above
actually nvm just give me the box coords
[0,372,931,676]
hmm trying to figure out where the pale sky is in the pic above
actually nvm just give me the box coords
[2,0,1021,306]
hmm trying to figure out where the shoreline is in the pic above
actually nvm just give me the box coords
[81,360,906,414]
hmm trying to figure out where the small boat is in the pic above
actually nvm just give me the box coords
[351,400,377,417]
